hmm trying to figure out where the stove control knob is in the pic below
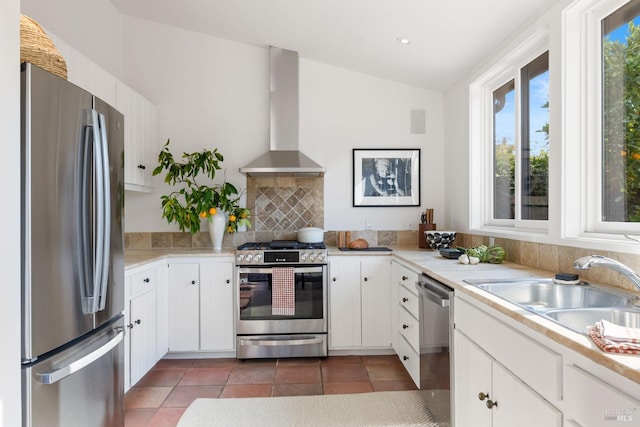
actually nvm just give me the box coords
[237,254,245,263]
[300,253,309,261]
[317,252,326,261]
[309,253,317,262]
[254,254,262,262]
[246,254,253,262]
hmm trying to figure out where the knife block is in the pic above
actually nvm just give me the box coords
[419,223,436,249]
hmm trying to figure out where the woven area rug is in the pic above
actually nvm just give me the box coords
[177,390,450,427]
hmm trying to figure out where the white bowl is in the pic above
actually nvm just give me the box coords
[425,231,457,250]
[297,226,325,243]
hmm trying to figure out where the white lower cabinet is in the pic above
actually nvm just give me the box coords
[454,294,562,427]
[328,256,391,350]
[124,262,166,391]
[563,363,640,426]
[454,330,562,427]
[167,259,235,353]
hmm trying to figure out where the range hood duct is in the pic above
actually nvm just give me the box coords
[240,47,325,177]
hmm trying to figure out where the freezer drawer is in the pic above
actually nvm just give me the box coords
[22,317,124,427]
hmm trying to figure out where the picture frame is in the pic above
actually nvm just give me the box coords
[353,148,421,207]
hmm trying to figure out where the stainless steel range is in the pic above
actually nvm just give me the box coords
[235,241,328,359]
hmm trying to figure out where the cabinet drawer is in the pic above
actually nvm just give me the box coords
[397,335,419,388]
[396,263,418,287]
[398,306,419,353]
[130,269,156,298]
[455,296,562,401]
[399,285,419,319]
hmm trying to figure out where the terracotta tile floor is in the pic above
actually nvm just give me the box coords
[125,355,416,427]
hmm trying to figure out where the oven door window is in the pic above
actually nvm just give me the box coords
[238,266,325,321]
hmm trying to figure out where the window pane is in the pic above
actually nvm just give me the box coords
[521,52,549,220]
[602,0,640,222]
[493,80,515,219]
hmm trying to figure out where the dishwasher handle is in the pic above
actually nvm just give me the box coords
[416,275,453,307]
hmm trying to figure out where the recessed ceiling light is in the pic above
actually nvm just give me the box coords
[396,37,411,45]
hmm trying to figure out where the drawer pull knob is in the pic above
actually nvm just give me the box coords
[144,277,150,283]
[191,280,196,285]
[135,319,141,325]
[402,324,409,329]
[226,279,230,284]
[486,400,498,409]
[332,277,337,282]
[364,277,368,282]
[137,164,146,170]
[402,297,408,303]
[402,275,408,281]
[478,392,489,401]
[403,355,409,361]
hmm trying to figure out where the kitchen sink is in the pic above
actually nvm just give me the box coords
[544,308,640,334]
[464,278,635,310]
[464,278,640,335]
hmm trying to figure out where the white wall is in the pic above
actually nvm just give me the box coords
[121,16,445,232]
[2,3,23,426]
[20,0,123,79]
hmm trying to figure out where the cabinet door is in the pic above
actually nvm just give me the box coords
[142,99,158,188]
[155,264,169,360]
[361,258,391,348]
[129,289,156,386]
[199,261,234,351]
[492,361,562,427]
[328,258,362,348]
[168,263,200,351]
[564,364,640,426]
[453,330,492,427]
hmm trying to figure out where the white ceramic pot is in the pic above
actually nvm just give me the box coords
[297,226,325,243]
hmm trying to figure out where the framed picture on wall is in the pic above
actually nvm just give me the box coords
[353,148,421,207]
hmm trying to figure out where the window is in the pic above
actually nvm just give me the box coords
[470,38,549,232]
[602,0,640,223]
[492,53,549,222]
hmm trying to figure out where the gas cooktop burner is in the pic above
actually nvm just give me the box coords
[236,240,327,265]
[237,240,327,251]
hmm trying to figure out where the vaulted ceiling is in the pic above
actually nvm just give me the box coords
[111,0,551,91]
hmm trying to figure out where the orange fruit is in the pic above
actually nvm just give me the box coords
[208,207,217,216]
[227,226,234,233]
[240,212,248,219]
[229,214,237,222]
[199,211,207,218]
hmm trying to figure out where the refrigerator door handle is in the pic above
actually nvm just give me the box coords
[95,112,111,311]
[35,329,123,385]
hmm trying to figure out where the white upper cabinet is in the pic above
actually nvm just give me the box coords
[116,81,159,192]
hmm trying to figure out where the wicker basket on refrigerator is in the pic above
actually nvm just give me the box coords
[20,14,67,80]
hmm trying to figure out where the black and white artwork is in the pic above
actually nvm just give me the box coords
[353,149,420,207]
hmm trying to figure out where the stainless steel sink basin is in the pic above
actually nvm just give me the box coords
[464,278,640,335]
[464,278,635,310]
[543,308,640,334]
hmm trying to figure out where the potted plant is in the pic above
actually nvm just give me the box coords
[152,140,251,247]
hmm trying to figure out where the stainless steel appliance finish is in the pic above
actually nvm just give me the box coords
[236,240,327,265]
[415,273,454,425]
[236,241,328,359]
[239,47,325,177]
[21,63,124,427]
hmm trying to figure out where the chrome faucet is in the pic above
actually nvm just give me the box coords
[573,255,640,291]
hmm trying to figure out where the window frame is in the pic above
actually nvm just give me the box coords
[469,32,550,233]
[563,0,640,240]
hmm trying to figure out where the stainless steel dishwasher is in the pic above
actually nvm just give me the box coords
[415,273,454,425]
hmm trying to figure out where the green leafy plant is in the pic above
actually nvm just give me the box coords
[152,139,251,233]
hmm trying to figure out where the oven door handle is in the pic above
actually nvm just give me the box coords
[239,337,324,347]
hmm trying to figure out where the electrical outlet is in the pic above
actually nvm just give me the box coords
[365,218,372,230]
[489,237,495,246]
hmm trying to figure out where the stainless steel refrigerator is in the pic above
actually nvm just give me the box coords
[20,63,125,427]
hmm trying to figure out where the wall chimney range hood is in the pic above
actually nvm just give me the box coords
[240,47,325,177]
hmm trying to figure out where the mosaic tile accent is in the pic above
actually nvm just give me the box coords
[248,177,324,232]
